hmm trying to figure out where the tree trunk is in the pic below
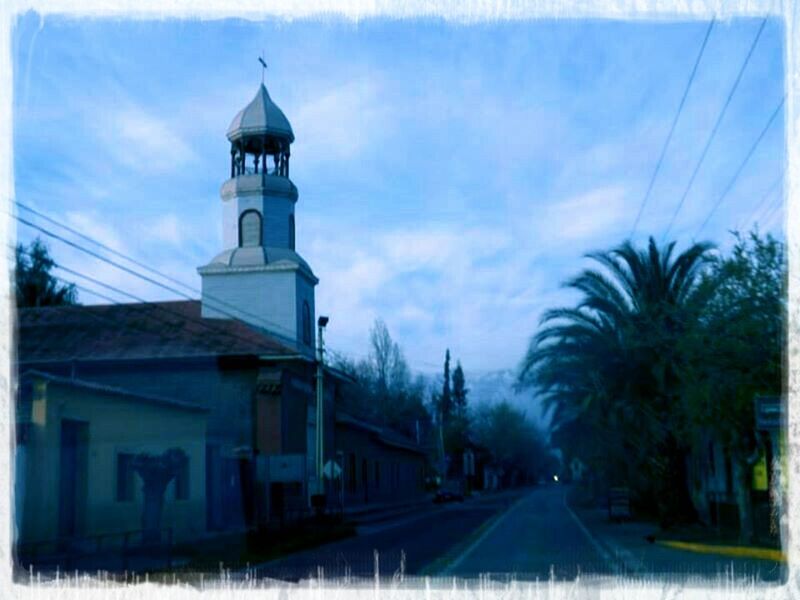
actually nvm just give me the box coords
[689,463,711,526]
[656,434,696,528]
[733,458,754,544]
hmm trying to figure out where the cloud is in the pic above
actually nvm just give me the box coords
[378,227,512,272]
[12,17,785,377]
[292,77,390,166]
[25,210,201,304]
[305,221,531,370]
[538,185,631,242]
[144,214,184,246]
[63,211,128,253]
[304,183,644,371]
[91,107,197,174]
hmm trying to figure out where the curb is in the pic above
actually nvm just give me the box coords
[656,540,785,563]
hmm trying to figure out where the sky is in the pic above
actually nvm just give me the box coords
[11,14,786,377]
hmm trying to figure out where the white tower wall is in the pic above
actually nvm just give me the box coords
[201,269,299,344]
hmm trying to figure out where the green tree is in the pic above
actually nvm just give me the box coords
[452,362,467,415]
[519,236,714,525]
[472,401,552,486]
[444,361,470,458]
[440,349,452,420]
[681,231,785,542]
[15,238,78,307]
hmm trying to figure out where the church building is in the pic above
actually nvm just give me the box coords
[14,76,428,567]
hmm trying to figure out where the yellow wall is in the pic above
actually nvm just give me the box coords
[19,379,206,546]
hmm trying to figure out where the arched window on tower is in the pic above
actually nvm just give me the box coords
[239,210,262,247]
[289,214,296,250]
[302,301,311,346]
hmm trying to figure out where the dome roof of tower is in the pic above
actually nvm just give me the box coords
[201,247,316,282]
[227,84,294,143]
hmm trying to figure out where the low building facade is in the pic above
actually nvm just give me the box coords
[335,412,428,509]
[15,371,207,554]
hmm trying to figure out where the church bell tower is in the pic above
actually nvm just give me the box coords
[198,81,317,354]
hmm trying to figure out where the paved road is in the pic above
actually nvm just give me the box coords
[445,485,612,579]
[445,485,785,584]
[252,492,521,582]
[252,486,784,585]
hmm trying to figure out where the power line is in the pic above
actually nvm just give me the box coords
[12,210,436,373]
[13,221,371,369]
[662,18,768,242]
[693,96,785,239]
[13,245,193,339]
[12,213,301,344]
[737,171,784,232]
[630,17,715,238]
[756,191,784,232]
[12,200,304,341]
[13,244,272,351]
[14,200,199,294]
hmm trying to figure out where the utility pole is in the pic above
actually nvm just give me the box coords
[315,316,329,500]
[337,449,344,515]
[438,409,446,484]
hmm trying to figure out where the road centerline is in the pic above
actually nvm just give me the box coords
[439,492,529,575]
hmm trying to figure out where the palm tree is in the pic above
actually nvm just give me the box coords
[520,236,713,525]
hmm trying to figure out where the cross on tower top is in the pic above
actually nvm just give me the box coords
[258,56,267,84]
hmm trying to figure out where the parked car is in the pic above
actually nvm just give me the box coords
[434,490,464,504]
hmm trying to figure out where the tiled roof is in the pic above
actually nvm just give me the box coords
[335,411,428,456]
[16,300,297,363]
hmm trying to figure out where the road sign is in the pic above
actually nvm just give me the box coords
[323,459,342,479]
[755,396,784,430]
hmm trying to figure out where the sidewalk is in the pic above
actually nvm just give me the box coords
[567,500,786,582]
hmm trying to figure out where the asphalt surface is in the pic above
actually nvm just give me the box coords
[446,485,612,580]
[251,486,785,585]
[447,485,785,584]
[251,491,521,582]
